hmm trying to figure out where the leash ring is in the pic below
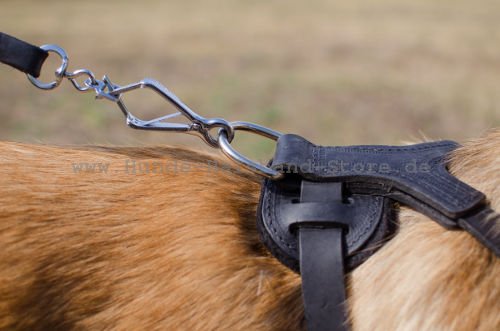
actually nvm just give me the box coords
[27,44,69,90]
[199,117,235,147]
[218,126,283,179]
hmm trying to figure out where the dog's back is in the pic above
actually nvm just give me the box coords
[0,131,498,330]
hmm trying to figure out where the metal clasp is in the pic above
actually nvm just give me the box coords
[25,44,284,179]
[105,78,235,148]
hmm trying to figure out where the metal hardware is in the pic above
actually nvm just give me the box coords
[24,44,284,178]
[218,128,283,179]
[27,44,68,90]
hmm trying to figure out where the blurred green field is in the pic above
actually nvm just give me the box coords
[1,0,499,159]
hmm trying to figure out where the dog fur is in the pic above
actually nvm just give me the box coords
[0,130,498,331]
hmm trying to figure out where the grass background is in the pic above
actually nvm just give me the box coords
[1,0,499,160]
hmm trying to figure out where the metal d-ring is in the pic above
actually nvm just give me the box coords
[218,122,284,179]
[27,44,69,90]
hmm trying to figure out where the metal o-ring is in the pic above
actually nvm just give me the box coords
[27,44,69,90]
[218,129,283,179]
[200,117,235,147]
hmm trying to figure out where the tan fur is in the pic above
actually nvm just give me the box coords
[0,130,498,331]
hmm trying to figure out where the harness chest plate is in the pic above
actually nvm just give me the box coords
[256,134,499,331]
[258,179,396,273]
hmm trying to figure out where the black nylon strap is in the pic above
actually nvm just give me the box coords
[299,227,348,331]
[0,32,48,77]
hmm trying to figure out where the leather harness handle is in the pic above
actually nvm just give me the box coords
[270,134,499,257]
[271,134,485,220]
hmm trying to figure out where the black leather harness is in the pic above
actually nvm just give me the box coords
[257,134,500,331]
[1,32,499,331]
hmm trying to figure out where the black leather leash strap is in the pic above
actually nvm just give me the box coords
[0,32,48,77]
[271,134,500,257]
[298,181,349,331]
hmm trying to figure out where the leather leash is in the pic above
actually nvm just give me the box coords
[0,32,48,77]
[1,32,499,331]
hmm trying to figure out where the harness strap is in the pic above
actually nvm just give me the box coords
[300,227,347,331]
[458,207,500,256]
[0,32,48,77]
[298,181,349,331]
[270,134,500,256]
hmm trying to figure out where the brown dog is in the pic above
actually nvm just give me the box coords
[0,130,498,331]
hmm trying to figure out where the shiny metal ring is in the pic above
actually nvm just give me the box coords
[230,121,282,140]
[218,128,283,179]
[27,44,69,90]
[200,117,235,148]
[66,69,99,92]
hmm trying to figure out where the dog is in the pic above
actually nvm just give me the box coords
[0,129,498,330]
